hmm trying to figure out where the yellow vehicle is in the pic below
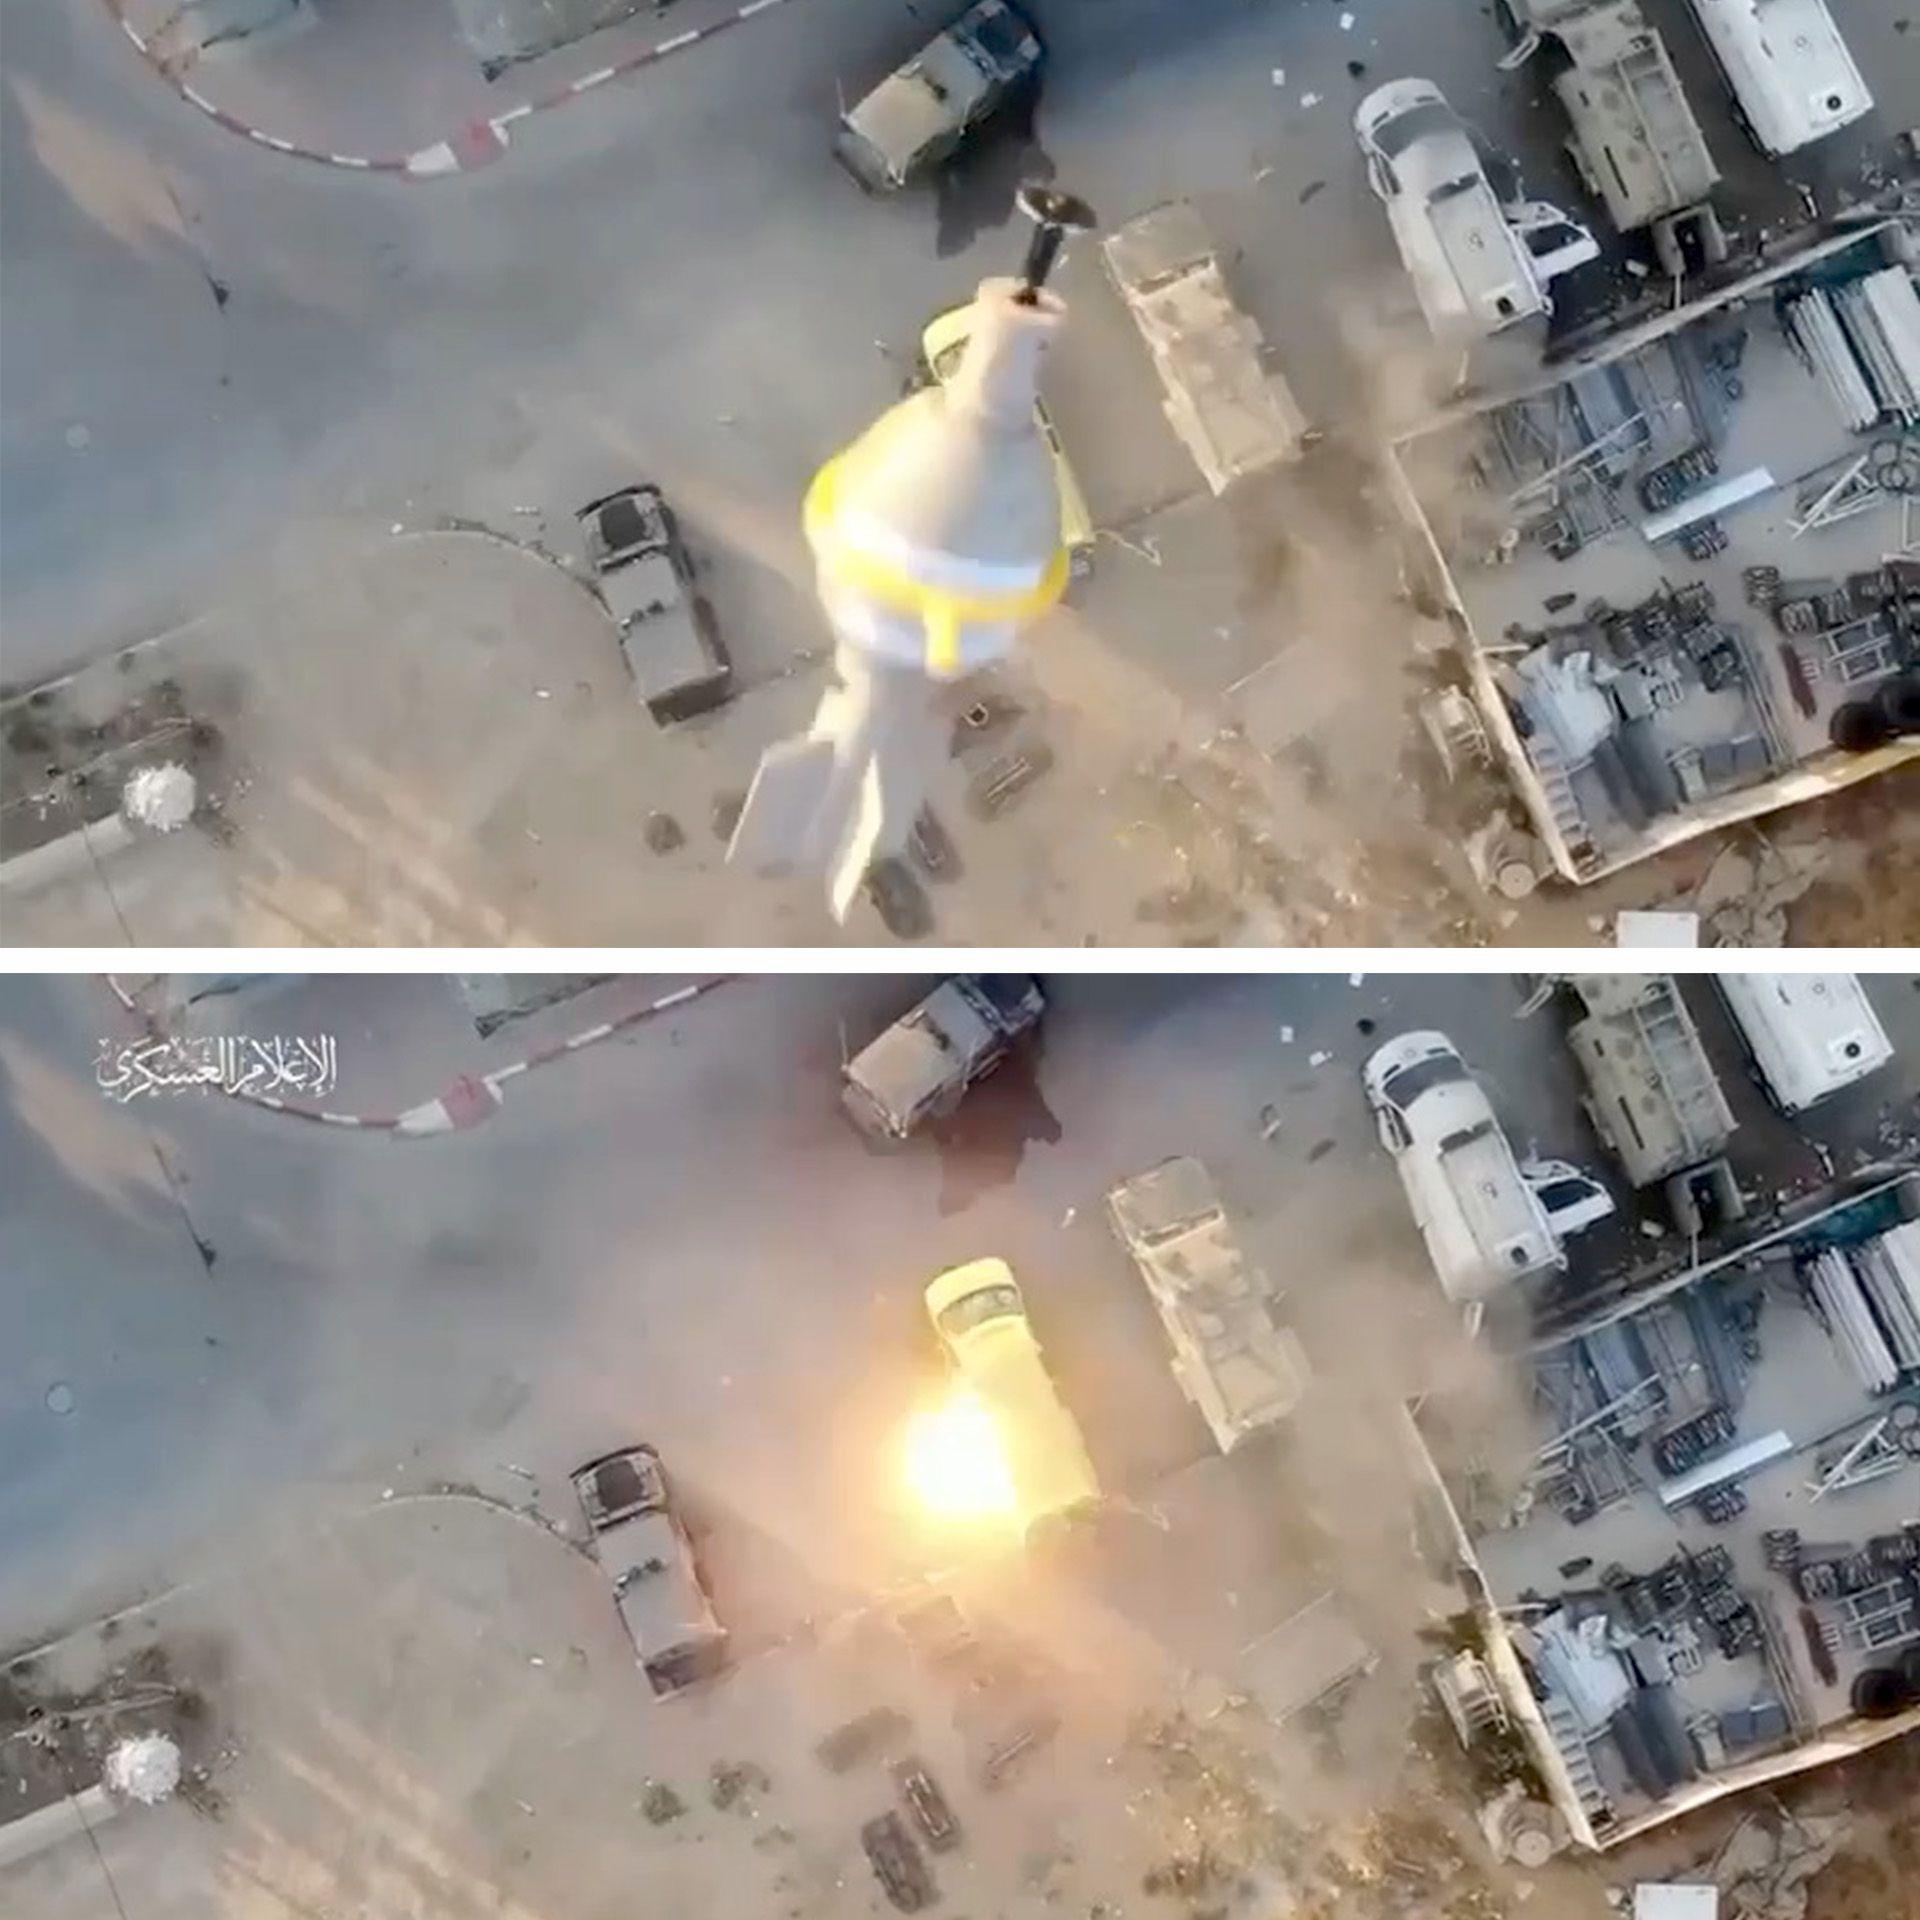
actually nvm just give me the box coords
[922,1258,1100,1531]
[918,306,1095,577]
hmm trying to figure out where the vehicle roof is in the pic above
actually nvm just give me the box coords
[603,1506,719,1659]
[1112,1160,1308,1441]
[1107,1154,1221,1243]
[1235,1593,1374,1723]
[848,981,1001,1115]
[926,1255,1019,1322]
[1101,199,1214,296]
[575,1445,665,1529]
[845,30,992,167]
[600,549,684,626]
[1102,204,1307,488]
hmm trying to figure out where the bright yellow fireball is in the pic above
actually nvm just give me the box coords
[904,1391,1018,1523]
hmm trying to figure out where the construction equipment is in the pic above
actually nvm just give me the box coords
[727,186,1093,919]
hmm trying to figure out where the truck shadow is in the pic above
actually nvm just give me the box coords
[933,78,1055,260]
[927,1038,1061,1216]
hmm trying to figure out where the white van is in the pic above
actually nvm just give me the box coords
[1363,1032,1612,1302]
[1354,79,1599,340]
[1716,974,1893,1114]
[1682,0,1872,156]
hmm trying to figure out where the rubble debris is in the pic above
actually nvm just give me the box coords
[641,1779,687,1824]
[1705,1806,1851,1920]
[121,764,196,832]
[816,1706,911,1774]
[893,1757,960,1852]
[1479,1781,1568,1866]
[709,1759,771,1812]
[1633,1889,1718,1920]
[863,1810,936,1912]
[104,1731,182,1805]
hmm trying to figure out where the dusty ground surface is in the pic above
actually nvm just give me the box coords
[6,0,1919,947]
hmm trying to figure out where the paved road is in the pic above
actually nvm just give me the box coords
[7,969,1917,1652]
[9,0,1911,688]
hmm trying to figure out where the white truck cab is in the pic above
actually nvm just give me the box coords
[1681,0,1871,156]
[1364,1031,1611,1302]
[1715,973,1893,1114]
[1355,79,1599,340]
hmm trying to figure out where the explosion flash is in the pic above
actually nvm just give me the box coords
[904,1391,1018,1523]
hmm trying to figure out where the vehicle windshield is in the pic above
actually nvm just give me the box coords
[938,1283,1022,1339]
[962,7,1029,69]
[1373,100,1462,158]
[1379,1052,1467,1109]
[1534,1177,1594,1213]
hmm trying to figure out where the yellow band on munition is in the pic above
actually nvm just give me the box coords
[805,454,1068,676]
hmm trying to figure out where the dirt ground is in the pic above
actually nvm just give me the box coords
[3,472,1915,948]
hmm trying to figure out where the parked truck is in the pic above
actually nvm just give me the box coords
[1101,199,1310,495]
[578,485,732,724]
[834,0,1043,192]
[571,1444,728,1697]
[1561,974,1736,1187]
[1106,1156,1310,1453]
[1496,0,1724,274]
[1364,1031,1614,1302]
[1681,0,1871,157]
[1716,973,1893,1115]
[842,976,1042,1141]
[1354,79,1600,340]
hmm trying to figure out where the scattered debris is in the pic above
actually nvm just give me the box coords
[121,764,196,832]
[641,1779,687,1824]
[893,1757,961,1852]
[1299,91,1322,109]
[1299,179,1326,204]
[644,810,686,854]
[816,1706,912,1774]
[1615,909,1700,948]
[863,1810,936,1912]
[709,1759,772,1812]
[105,1732,182,1805]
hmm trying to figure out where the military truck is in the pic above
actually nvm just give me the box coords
[842,976,1044,1141]
[1562,974,1736,1187]
[834,0,1042,193]
[1106,1156,1309,1454]
[578,485,731,725]
[1355,78,1600,340]
[1101,200,1310,496]
[571,1444,727,1697]
[1496,0,1724,274]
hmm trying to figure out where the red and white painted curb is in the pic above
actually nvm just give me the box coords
[104,0,802,178]
[100,976,733,1136]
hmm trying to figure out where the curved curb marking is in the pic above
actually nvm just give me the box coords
[0,1488,587,1676]
[100,975,735,1136]
[104,0,802,178]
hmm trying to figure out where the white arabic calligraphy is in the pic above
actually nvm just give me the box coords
[95,1035,339,1102]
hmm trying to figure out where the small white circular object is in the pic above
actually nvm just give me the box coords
[65,424,91,450]
[47,1382,75,1415]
